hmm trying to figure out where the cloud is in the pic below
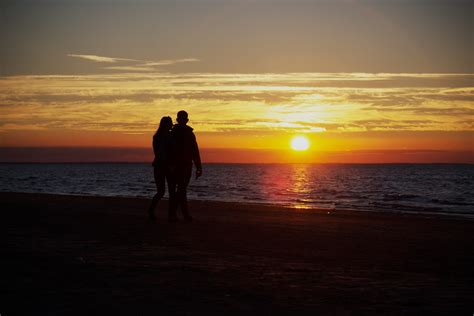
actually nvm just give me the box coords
[0,72,473,135]
[367,106,474,116]
[67,54,199,72]
[103,66,157,72]
[67,54,139,63]
[143,58,200,67]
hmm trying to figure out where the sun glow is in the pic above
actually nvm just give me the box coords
[290,136,310,151]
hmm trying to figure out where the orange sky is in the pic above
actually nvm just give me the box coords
[1,72,473,162]
[1,73,473,162]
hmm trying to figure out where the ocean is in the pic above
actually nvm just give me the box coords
[1,163,473,217]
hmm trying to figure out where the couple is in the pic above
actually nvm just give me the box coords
[148,110,202,222]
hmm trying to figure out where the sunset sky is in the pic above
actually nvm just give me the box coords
[1,0,472,163]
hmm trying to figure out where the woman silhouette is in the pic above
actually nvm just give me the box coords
[148,116,173,221]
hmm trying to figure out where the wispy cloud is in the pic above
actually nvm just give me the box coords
[67,54,139,63]
[67,54,199,72]
[103,66,156,72]
[143,58,200,67]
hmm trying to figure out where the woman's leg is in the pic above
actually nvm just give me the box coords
[148,166,166,220]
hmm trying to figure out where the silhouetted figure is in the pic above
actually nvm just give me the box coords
[168,110,202,222]
[147,116,173,221]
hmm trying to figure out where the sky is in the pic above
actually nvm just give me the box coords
[0,0,473,162]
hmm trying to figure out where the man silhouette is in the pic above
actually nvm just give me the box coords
[168,110,202,222]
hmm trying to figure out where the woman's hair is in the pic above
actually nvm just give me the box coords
[155,116,173,137]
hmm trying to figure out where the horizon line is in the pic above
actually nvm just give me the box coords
[1,161,472,165]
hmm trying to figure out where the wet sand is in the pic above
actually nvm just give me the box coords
[2,192,473,315]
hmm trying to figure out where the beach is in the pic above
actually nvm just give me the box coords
[2,192,473,315]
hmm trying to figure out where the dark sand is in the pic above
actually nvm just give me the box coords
[2,192,473,315]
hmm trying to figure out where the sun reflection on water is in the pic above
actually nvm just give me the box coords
[258,164,334,210]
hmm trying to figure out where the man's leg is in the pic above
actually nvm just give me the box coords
[176,165,192,220]
[167,170,178,222]
[168,175,178,222]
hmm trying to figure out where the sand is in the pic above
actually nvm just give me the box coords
[2,192,473,315]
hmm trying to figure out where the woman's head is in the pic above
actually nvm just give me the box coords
[156,116,173,135]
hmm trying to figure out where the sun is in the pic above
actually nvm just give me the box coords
[290,135,310,151]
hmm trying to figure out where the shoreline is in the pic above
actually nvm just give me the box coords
[2,191,474,220]
[2,192,474,314]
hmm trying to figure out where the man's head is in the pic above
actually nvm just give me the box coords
[177,110,189,125]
